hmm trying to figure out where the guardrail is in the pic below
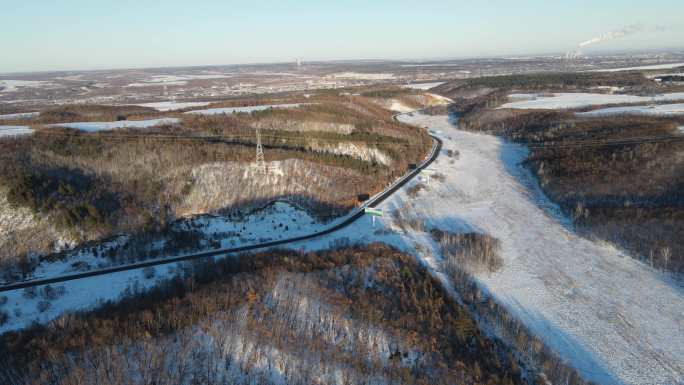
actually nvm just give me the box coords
[0,117,441,292]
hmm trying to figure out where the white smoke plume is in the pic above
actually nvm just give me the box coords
[577,24,644,48]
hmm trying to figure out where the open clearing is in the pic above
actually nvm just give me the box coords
[0,126,33,137]
[48,117,180,131]
[596,62,684,72]
[383,113,684,385]
[184,103,305,115]
[500,92,684,110]
[134,101,211,111]
[2,111,683,385]
[577,103,684,117]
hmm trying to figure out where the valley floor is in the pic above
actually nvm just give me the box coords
[382,113,684,385]
[2,112,683,385]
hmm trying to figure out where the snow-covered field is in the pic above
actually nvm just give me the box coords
[596,62,684,72]
[2,112,683,384]
[126,74,232,87]
[577,103,684,117]
[0,125,33,137]
[0,111,39,120]
[377,113,683,385]
[185,103,304,115]
[134,101,211,111]
[330,72,395,80]
[48,117,180,132]
[500,92,684,110]
[0,79,54,92]
[402,82,445,90]
[0,202,329,333]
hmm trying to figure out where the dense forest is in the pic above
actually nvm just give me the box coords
[1,245,542,385]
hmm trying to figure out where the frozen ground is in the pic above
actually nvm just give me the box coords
[330,72,395,80]
[0,125,33,137]
[0,111,39,120]
[48,117,180,132]
[501,92,684,110]
[0,202,329,333]
[2,113,683,385]
[596,62,684,72]
[375,113,683,385]
[185,103,304,115]
[0,79,54,92]
[402,82,445,90]
[577,103,684,117]
[134,101,211,111]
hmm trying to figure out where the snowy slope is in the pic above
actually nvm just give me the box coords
[48,118,180,132]
[596,62,684,72]
[402,82,445,90]
[185,104,304,115]
[0,202,329,333]
[500,92,684,110]
[0,111,39,120]
[577,103,684,117]
[381,113,684,385]
[0,125,33,137]
[3,112,683,385]
[135,101,211,111]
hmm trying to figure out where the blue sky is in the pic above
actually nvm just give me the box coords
[1,0,683,72]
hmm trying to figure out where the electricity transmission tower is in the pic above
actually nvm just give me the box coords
[255,127,266,173]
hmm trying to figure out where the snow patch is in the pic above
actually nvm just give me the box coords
[185,103,304,115]
[500,92,684,110]
[0,125,33,137]
[134,101,211,111]
[48,118,180,132]
[0,79,54,92]
[0,111,39,120]
[577,103,684,117]
[596,62,684,72]
[402,82,445,90]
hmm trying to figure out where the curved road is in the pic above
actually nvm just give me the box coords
[0,128,442,292]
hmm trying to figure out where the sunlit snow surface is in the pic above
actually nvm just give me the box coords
[577,103,684,117]
[0,125,33,137]
[402,82,445,90]
[596,62,684,72]
[0,202,332,333]
[0,79,54,92]
[2,113,683,385]
[0,111,39,120]
[48,118,180,132]
[382,113,684,385]
[135,101,211,111]
[185,103,304,115]
[500,92,684,110]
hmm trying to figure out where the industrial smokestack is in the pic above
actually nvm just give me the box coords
[577,24,644,48]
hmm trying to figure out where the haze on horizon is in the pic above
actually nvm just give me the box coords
[2,0,684,73]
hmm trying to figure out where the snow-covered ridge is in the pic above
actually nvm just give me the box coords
[185,103,305,115]
[0,111,40,120]
[0,126,33,137]
[500,92,684,110]
[577,103,684,117]
[388,113,684,385]
[48,117,180,132]
[134,101,211,111]
[594,62,684,72]
[309,141,392,166]
[0,79,55,93]
[402,81,445,90]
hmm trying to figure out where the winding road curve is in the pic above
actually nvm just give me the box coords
[0,125,441,292]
